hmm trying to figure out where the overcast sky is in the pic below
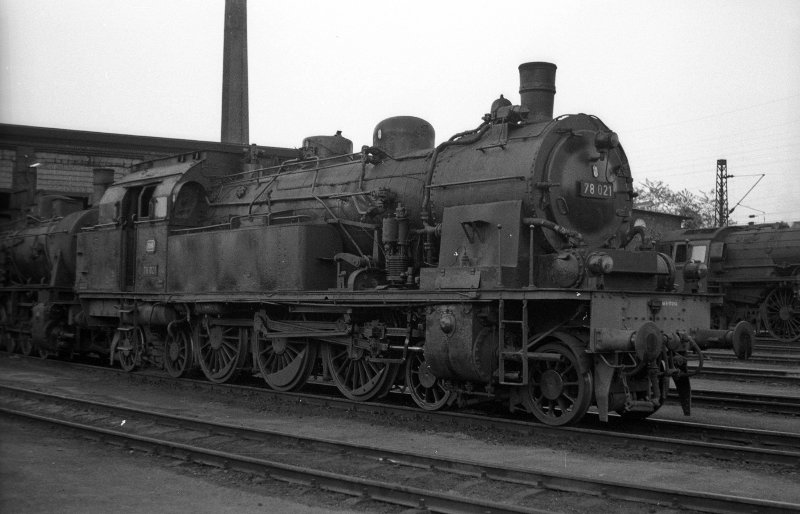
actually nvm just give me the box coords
[1,0,798,224]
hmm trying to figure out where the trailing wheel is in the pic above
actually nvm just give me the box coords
[321,343,397,402]
[405,351,451,410]
[254,330,317,392]
[195,320,248,383]
[117,327,144,372]
[526,341,593,426]
[164,324,194,378]
[761,287,800,342]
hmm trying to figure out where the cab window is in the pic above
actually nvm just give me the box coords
[674,243,687,263]
[690,244,708,263]
[673,242,708,263]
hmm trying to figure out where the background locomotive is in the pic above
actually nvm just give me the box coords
[658,222,800,342]
[1,62,752,426]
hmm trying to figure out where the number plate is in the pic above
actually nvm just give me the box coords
[579,181,614,199]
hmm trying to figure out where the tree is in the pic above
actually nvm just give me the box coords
[634,179,715,229]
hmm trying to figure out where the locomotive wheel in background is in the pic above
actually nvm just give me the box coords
[36,345,50,359]
[322,343,397,402]
[2,330,15,353]
[405,351,451,410]
[526,342,593,426]
[761,287,800,342]
[18,334,33,356]
[117,327,144,372]
[254,333,317,392]
[164,325,194,378]
[196,323,248,383]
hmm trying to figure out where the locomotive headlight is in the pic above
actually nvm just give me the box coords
[595,131,620,150]
[683,261,708,281]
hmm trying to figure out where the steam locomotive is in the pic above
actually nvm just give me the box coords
[1,62,752,426]
[658,222,800,342]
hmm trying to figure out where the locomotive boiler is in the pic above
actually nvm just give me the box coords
[1,62,753,426]
[658,222,800,342]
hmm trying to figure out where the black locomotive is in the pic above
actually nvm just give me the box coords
[658,222,800,342]
[1,62,752,426]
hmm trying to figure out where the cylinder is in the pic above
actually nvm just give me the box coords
[519,62,557,122]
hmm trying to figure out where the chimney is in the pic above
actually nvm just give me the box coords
[221,0,249,144]
[518,62,557,122]
[92,168,115,205]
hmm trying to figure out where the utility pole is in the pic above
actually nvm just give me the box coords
[714,159,729,227]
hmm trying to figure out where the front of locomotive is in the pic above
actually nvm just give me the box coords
[513,63,753,421]
[424,62,752,424]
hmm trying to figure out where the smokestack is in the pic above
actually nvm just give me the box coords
[518,62,557,122]
[221,0,249,144]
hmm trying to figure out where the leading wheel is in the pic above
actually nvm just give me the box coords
[405,351,451,410]
[196,321,248,383]
[164,324,194,378]
[526,341,593,426]
[322,343,397,402]
[117,327,144,372]
[761,287,800,342]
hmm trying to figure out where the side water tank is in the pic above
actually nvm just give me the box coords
[373,116,435,157]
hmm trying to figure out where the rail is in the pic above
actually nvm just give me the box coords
[2,383,797,513]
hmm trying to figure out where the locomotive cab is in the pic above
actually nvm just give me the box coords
[77,151,234,294]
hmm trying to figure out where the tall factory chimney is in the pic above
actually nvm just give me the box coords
[220,0,249,144]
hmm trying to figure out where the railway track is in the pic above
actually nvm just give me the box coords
[669,389,800,417]
[1,384,797,514]
[753,337,800,353]
[754,345,800,355]
[703,351,800,366]
[2,353,800,465]
[692,366,800,385]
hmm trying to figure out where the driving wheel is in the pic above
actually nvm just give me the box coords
[761,287,800,342]
[196,321,248,383]
[322,343,397,402]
